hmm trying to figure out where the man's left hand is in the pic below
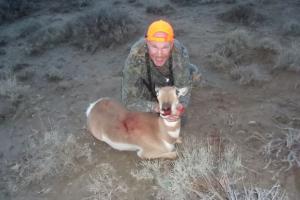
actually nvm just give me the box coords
[176,103,185,117]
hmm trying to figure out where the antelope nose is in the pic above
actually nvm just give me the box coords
[162,103,171,115]
[162,107,171,112]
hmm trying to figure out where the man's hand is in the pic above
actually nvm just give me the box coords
[175,103,185,117]
[164,103,185,121]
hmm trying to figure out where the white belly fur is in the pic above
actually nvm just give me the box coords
[163,140,175,151]
[167,129,180,138]
[86,97,109,117]
[102,134,141,151]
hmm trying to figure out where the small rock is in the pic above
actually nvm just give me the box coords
[236,130,246,134]
[248,121,257,125]
[57,80,72,90]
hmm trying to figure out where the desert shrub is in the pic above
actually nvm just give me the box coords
[132,136,288,199]
[230,64,271,86]
[70,8,137,52]
[45,66,64,82]
[209,29,251,68]
[18,20,42,38]
[10,63,35,82]
[84,163,128,200]
[6,121,92,193]
[49,0,91,13]
[208,30,280,77]
[26,7,137,54]
[218,3,265,26]
[282,20,300,37]
[16,69,35,81]
[12,63,30,72]
[146,4,175,15]
[0,0,37,24]
[206,52,234,71]
[26,23,73,55]
[0,73,28,100]
[170,0,235,6]
[219,29,251,58]
[274,44,300,73]
[0,72,28,122]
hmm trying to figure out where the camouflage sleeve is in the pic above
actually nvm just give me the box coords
[172,42,193,108]
[121,43,157,112]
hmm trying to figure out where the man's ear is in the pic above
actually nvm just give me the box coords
[176,87,188,97]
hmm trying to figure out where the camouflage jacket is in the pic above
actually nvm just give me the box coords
[122,38,192,112]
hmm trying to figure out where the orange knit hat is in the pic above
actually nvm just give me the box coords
[146,20,174,42]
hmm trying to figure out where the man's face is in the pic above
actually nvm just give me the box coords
[147,40,173,67]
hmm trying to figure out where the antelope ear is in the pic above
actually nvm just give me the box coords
[176,87,188,97]
[155,87,160,95]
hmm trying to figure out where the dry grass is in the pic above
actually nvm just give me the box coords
[0,73,28,101]
[274,44,300,73]
[5,119,92,193]
[223,180,288,200]
[83,163,128,200]
[261,127,300,178]
[230,64,271,86]
[131,136,287,200]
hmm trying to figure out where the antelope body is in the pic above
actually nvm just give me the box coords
[86,86,187,159]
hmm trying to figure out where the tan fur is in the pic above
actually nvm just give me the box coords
[86,86,188,159]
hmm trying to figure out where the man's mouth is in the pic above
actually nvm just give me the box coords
[155,58,165,65]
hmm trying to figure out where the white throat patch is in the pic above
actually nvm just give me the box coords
[167,129,180,138]
[163,118,178,127]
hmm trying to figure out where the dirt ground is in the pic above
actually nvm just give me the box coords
[0,0,300,199]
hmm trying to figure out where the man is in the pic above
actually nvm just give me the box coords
[122,19,199,116]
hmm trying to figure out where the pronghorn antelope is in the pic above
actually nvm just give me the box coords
[86,86,188,159]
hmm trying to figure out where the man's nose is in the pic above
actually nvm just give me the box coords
[157,49,162,56]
